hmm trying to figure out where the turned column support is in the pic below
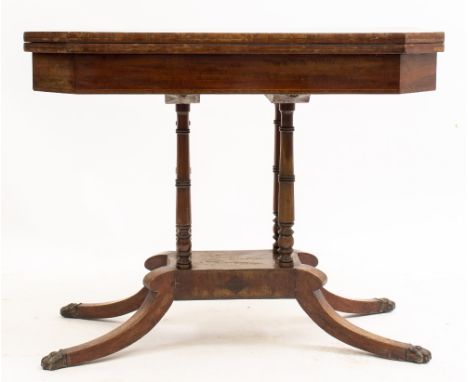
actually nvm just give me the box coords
[272,104,281,257]
[165,94,200,269]
[266,95,310,267]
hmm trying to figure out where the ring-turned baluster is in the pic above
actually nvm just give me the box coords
[272,104,281,257]
[166,94,200,269]
[277,103,296,267]
[266,95,310,267]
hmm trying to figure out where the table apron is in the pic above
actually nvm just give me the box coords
[31,53,437,94]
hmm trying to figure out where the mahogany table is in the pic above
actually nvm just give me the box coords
[24,31,444,370]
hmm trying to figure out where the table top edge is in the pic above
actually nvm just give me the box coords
[23,31,445,45]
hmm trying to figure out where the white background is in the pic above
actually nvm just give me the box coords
[1,0,467,381]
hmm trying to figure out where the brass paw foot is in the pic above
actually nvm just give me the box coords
[378,298,396,313]
[41,350,68,370]
[60,303,82,318]
[406,345,432,364]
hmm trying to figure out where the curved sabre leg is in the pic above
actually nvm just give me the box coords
[42,271,174,370]
[296,287,431,363]
[322,288,395,315]
[60,287,148,319]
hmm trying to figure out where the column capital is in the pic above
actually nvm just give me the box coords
[165,94,200,104]
[265,94,310,104]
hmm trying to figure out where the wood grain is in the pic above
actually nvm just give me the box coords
[42,249,430,368]
[25,31,443,94]
[144,250,311,299]
[31,53,438,94]
[24,32,444,44]
[321,288,395,315]
[30,31,438,369]
[296,287,430,363]
[272,104,281,256]
[24,42,445,55]
[277,103,295,267]
[23,32,444,54]
[42,270,174,370]
[174,104,192,269]
[60,288,148,319]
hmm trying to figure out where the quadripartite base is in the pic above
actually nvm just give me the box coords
[41,249,430,370]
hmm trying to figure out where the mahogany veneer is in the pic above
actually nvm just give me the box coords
[24,32,443,94]
[23,31,444,370]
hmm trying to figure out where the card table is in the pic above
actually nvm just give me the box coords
[23,31,444,370]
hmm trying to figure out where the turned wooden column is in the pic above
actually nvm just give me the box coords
[277,103,296,267]
[272,104,281,257]
[166,94,199,269]
[266,95,310,267]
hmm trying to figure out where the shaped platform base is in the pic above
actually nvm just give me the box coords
[41,250,430,370]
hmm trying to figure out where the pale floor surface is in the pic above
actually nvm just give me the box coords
[2,268,467,382]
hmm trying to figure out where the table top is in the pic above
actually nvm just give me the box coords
[24,32,444,54]
[24,32,444,95]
